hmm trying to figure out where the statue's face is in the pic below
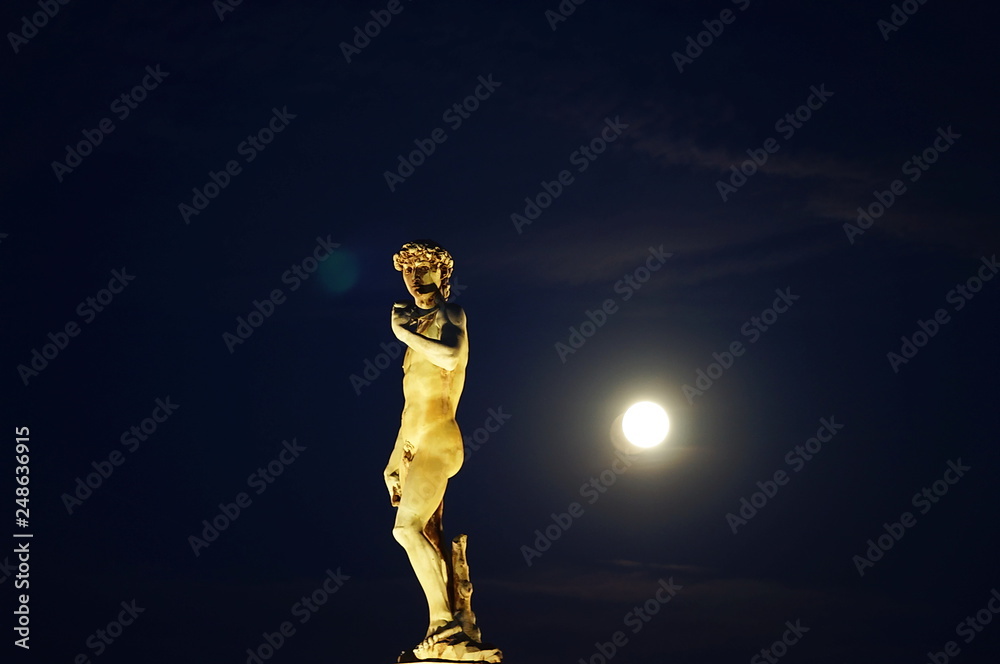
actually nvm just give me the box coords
[401,260,442,301]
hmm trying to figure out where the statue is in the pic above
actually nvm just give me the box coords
[384,241,502,662]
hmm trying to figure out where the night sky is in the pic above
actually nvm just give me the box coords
[3,1,999,663]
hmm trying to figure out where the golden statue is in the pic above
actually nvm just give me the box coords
[384,241,501,662]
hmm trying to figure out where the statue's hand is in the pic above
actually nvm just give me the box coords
[385,470,401,507]
[391,302,412,332]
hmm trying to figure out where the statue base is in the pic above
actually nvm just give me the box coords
[396,644,503,663]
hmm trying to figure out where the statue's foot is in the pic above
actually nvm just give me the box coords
[404,623,502,662]
[413,622,462,656]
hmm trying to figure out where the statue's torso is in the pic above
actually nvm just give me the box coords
[400,309,466,456]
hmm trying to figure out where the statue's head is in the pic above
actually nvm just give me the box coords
[393,240,454,301]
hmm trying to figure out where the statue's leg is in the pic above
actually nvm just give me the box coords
[393,450,452,638]
[424,499,448,597]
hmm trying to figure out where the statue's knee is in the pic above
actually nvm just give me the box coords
[392,524,415,545]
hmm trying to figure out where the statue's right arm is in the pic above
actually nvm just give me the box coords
[384,434,404,503]
[391,303,467,371]
[384,441,402,478]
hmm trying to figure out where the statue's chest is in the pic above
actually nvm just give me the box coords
[416,314,442,339]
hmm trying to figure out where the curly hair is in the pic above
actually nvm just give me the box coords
[392,240,455,300]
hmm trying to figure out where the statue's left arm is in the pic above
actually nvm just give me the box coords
[391,303,467,371]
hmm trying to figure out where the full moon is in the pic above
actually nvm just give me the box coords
[622,402,670,448]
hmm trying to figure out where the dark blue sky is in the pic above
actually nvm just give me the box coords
[2,1,999,662]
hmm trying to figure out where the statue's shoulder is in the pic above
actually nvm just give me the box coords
[441,302,467,327]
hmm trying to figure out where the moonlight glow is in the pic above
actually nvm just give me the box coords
[622,402,670,448]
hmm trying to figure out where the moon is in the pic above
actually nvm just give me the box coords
[622,401,670,448]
